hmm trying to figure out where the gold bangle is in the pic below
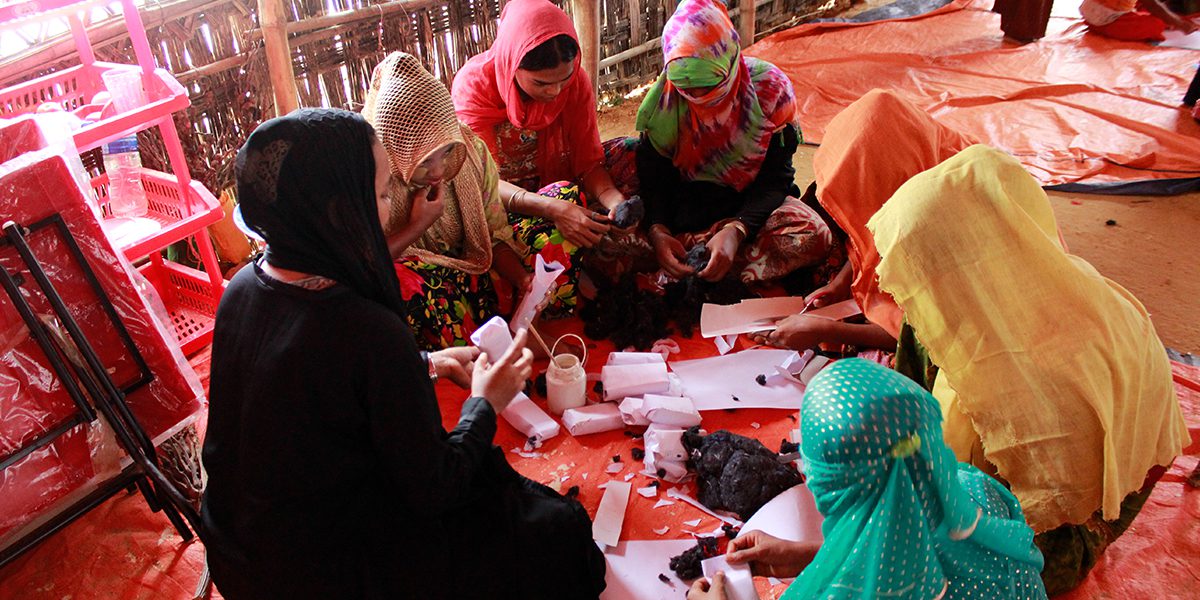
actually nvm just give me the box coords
[723,220,748,241]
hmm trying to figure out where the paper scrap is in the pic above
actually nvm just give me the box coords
[667,488,743,526]
[683,518,702,527]
[653,499,675,509]
[750,422,761,429]
[593,481,632,548]
[624,473,636,482]
[600,539,695,600]
[637,485,658,498]
[653,526,670,535]
[714,333,736,355]
[701,555,760,600]
[607,461,625,474]
[738,484,824,544]
[798,355,832,386]
[671,350,806,410]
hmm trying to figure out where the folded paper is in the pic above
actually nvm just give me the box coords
[607,351,667,366]
[470,315,514,362]
[642,395,702,428]
[562,403,625,436]
[619,397,651,426]
[510,253,564,332]
[701,555,760,600]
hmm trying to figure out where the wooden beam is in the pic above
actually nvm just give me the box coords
[570,0,600,96]
[175,52,248,82]
[737,0,756,48]
[598,35,660,70]
[257,0,298,115]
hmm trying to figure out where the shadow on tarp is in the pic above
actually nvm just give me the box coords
[752,0,1200,195]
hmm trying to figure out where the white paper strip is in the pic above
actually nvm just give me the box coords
[593,481,632,548]
[667,488,743,526]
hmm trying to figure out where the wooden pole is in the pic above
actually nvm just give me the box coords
[737,0,756,48]
[258,0,298,116]
[570,0,600,96]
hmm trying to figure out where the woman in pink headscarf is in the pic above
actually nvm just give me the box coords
[453,0,645,314]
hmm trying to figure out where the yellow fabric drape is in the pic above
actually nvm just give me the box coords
[868,145,1186,532]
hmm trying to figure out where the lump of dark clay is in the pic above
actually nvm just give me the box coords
[668,536,719,581]
[684,244,710,272]
[682,427,804,520]
[631,447,646,461]
[755,373,767,386]
[610,195,644,228]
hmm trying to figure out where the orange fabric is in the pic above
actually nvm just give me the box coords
[750,0,1200,187]
[812,90,976,338]
[1088,9,1167,40]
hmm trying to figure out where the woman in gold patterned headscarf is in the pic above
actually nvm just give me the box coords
[363,51,530,349]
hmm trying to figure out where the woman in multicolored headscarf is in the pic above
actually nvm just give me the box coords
[625,0,835,286]
[869,145,1187,594]
[687,358,1048,600]
[362,51,531,349]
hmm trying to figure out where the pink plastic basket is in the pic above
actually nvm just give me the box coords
[137,259,221,356]
[0,62,189,153]
[88,167,223,260]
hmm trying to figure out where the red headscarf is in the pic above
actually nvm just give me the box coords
[451,0,604,187]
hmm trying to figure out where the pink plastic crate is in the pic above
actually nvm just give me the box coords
[88,167,223,261]
[137,259,221,355]
[0,62,189,153]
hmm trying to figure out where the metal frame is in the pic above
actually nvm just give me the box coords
[0,216,201,568]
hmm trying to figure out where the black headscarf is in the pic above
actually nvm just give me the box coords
[235,108,404,315]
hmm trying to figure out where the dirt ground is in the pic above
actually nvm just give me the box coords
[597,99,1200,352]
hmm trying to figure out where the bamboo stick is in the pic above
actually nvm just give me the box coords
[258,0,299,115]
[570,0,601,96]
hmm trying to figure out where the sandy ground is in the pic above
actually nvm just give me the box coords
[597,99,1200,352]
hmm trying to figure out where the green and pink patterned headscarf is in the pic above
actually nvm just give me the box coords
[635,0,798,192]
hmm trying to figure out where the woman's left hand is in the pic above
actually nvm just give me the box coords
[752,314,832,351]
[698,226,740,282]
[430,346,480,389]
[687,572,728,600]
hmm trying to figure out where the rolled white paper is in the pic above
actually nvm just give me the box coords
[562,403,625,436]
[642,394,701,428]
[701,556,759,600]
[606,351,667,366]
[470,315,514,362]
[602,362,670,401]
[500,392,560,442]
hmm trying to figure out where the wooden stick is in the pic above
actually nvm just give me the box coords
[527,323,555,358]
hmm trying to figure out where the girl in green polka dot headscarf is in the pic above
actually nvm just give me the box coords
[691,358,1048,600]
[795,358,1047,599]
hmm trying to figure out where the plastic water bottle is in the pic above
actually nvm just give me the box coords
[102,134,148,218]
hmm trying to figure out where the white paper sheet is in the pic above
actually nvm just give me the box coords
[602,362,671,400]
[600,539,696,600]
[469,315,514,362]
[1161,25,1200,49]
[671,349,806,410]
[593,481,632,548]
[701,555,760,600]
[563,403,625,436]
[667,488,743,526]
[701,297,809,338]
[738,484,824,544]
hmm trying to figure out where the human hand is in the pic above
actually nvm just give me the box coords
[686,571,728,600]
[470,328,534,413]
[408,184,446,233]
[650,227,694,279]
[551,200,611,248]
[698,227,740,282]
[430,346,479,389]
[727,531,818,578]
[810,262,854,308]
[750,314,832,350]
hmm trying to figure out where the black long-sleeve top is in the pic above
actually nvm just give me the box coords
[200,263,498,599]
[637,124,801,238]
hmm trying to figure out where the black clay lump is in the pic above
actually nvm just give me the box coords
[682,427,803,520]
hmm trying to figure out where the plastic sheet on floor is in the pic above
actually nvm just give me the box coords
[750,0,1200,194]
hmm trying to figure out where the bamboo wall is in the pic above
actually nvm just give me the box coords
[1,0,842,194]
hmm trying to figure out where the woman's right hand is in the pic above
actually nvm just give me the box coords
[809,261,854,308]
[407,184,446,233]
[650,226,694,279]
[726,531,819,578]
[470,328,534,413]
[550,200,611,248]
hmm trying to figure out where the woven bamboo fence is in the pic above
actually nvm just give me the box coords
[0,0,843,196]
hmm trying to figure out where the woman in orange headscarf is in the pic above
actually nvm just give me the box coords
[755,90,976,353]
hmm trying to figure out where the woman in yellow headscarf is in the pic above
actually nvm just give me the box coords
[868,144,1187,594]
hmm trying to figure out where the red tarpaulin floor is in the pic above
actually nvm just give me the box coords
[750,0,1200,193]
[0,315,1197,599]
